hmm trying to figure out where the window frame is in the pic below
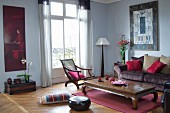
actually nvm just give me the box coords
[50,0,79,69]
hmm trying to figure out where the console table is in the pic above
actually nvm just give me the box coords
[4,80,36,95]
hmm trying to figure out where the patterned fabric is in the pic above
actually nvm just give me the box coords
[144,73,170,85]
[120,71,144,81]
[147,60,166,74]
[39,93,71,104]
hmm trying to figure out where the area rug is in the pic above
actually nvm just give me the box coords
[73,89,161,113]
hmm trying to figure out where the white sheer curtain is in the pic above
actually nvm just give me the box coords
[79,9,93,76]
[38,0,52,87]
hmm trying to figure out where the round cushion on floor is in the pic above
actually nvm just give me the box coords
[68,96,91,111]
[39,93,71,104]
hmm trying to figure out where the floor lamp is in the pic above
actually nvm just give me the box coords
[95,38,110,77]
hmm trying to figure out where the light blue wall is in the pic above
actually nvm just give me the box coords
[107,0,170,59]
[92,0,170,75]
[0,0,41,92]
[91,2,109,76]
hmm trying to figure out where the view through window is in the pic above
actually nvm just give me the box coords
[50,1,79,68]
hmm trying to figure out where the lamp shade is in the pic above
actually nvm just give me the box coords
[95,38,110,46]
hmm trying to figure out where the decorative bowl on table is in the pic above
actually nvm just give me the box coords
[111,80,127,86]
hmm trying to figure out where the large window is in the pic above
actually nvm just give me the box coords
[50,1,79,68]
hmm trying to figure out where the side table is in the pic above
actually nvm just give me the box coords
[4,80,36,95]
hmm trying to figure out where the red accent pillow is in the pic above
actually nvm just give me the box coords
[126,60,142,71]
[68,71,85,80]
[147,60,166,74]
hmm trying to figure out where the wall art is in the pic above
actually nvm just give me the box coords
[129,1,159,51]
[3,6,26,72]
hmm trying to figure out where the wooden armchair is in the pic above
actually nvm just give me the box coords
[60,59,95,89]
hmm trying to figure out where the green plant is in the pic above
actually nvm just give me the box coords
[118,35,129,64]
[17,58,32,82]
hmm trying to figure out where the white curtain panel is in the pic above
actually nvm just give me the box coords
[79,9,93,76]
[38,1,52,87]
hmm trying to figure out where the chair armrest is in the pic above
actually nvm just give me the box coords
[75,65,92,70]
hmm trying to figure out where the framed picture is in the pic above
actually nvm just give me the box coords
[129,1,159,51]
[3,6,26,72]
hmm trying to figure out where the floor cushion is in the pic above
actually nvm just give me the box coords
[39,93,71,104]
[68,96,91,111]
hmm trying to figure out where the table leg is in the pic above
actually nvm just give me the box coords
[132,98,138,110]
[82,85,87,95]
[152,91,158,102]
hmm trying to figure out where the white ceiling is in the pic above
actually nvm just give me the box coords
[92,0,121,4]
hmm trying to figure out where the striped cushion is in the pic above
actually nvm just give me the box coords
[39,93,71,104]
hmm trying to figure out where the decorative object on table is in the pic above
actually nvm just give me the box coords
[130,1,159,51]
[109,77,115,83]
[68,96,91,111]
[95,38,110,77]
[98,76,103,82]
[105,75,109,80]
[118,35,129,64]
[3,6,26,72]
[14,78,21,83]
[17,58,32,82]
[111,80,127,86]
[39,93,71,104]
[7,78,12,84]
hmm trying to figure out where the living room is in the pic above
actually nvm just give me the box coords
[0,0,170,112]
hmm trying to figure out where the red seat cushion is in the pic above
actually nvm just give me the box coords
[147,60,166,74]
[68,71,85,80]
[126,60,142,71]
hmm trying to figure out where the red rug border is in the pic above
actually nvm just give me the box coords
[73,89,161,113]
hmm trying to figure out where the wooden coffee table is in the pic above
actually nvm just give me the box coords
[82,78,158,110]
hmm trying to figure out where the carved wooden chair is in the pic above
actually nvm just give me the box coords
[60,59,95,89]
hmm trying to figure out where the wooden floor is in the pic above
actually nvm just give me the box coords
[0,82,163,113]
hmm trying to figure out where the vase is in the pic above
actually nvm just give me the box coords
[25,76,30,83]
[121,51,125,64]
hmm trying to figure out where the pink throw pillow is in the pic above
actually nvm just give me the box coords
[147,60,166,74]
[126,60,142,71]
[68,71,85,80]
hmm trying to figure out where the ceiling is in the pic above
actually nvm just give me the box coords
[92,0,121,4]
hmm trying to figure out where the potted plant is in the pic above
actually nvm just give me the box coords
[17,58,32,82]
[118,35,130,64]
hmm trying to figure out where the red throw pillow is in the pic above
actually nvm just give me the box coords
[126,60,142,71]
[147,60,166,74]
[68,71,85,80]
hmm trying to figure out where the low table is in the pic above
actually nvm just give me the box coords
[4,80,36,95]
[82,78,158,110]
